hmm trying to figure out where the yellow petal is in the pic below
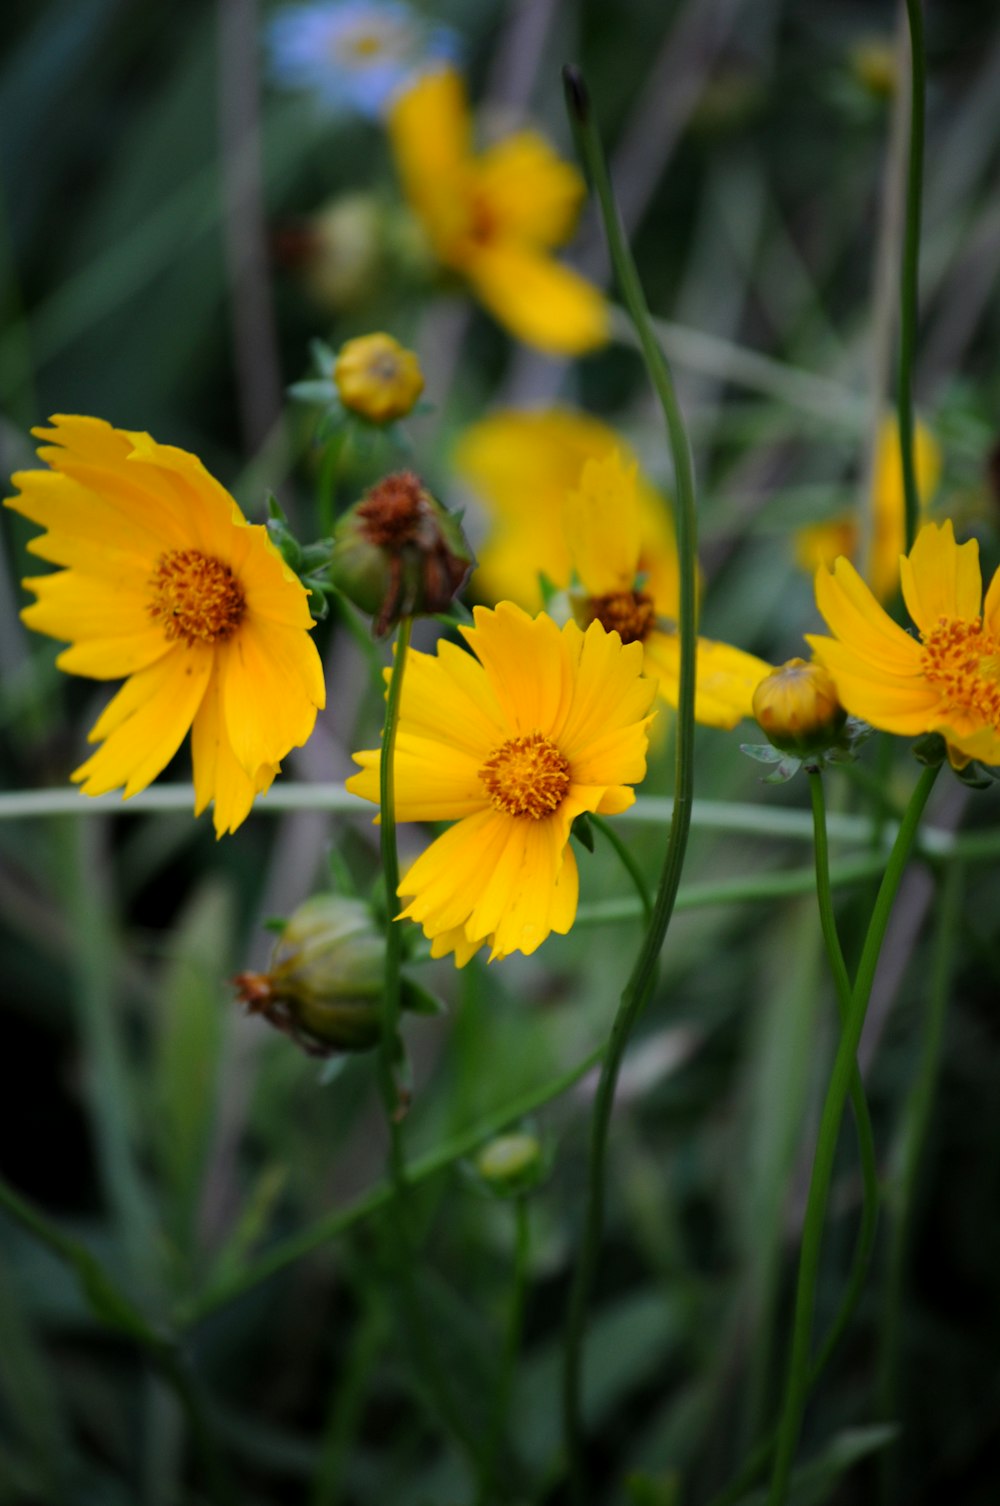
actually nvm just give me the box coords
[6,468,166,570]
[814,556,922,673]
[219,618,324,775]
[557,619,654,761]
[564,452,640,596]
[429,924,488,969]
[72,644,213,798]
[643,631,772,729]
[465,241,608,355]
[20,569,153,644]
[486,816,574,959]
[460,603,575,738]
[388,67,472,259]
[398,809,514,934]
[473,131,584,248]
[191,666,277,835]
[898,521,982,636]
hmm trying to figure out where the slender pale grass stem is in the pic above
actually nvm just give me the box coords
[561,67,699,1503]
[898,0,926,550]
[878,859,962,1504]
[590,812,653,923]
[477,1198,531,1506]
[765,764,939,1506]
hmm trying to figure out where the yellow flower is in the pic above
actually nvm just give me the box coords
[752,658,845,756]
[334,331,424,422]
[807,520,1000,767]
[5,416,325,835]
[565,451,772,729]
[347,602,656,964]
[795,417,941,603]
[389,68,607,355]
[453,408,677,611]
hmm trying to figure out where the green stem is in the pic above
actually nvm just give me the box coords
[562,68,699,1504]
[478,1198,531,1506]
[878,858,961,1504]
[802,777,880,1384]
[178,1042,604,1327]
[765,764,939,1506]
[590,813,653,923]
[374,618,483,1470]
[898,0,926,551]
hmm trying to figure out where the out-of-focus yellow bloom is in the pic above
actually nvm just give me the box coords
[348,603,655,963]
[850,38,898,99]
[808,520,1000,769]
[453,409,677,611]
[388,69,607,355]
[564,452,772,729]
[752,658,845,757]
[795,417,941,603]
[5,417,325,835]
[334,332,425,422]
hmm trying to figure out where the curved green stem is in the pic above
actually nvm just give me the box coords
[878,858,962,1503]
[765,764,938,1506]
[590,813,653,924]
[898,0,926,551]
[478,1198,531,1506]
[561,68,699,1504]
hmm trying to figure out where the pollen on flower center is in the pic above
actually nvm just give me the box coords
[921,615,1000,722]
[479,731,571,819]
[148,549,246,646]
[587,590,656,646]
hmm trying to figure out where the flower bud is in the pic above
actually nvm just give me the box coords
[850,39,897,100]
[473,1132,546,1198]
[752,658,846,757]
[234,895,385,1055]
[329,470,475,635]
[334,332,425,424]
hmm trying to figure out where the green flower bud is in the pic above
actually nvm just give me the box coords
[234,895,385,1056]
[329,470,475,636]
[473,1132,546,1198]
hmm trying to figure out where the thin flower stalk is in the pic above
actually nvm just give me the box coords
[477,1197,531,1506]
[766,764,939,1506]
[560,66,699,1503]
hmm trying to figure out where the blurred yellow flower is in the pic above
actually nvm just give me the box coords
[795,417,941,603]
[389,68,607,355]
[347,602,655,963]
[807,520,1000,767]
[454,408,677,611]
[334,331,424,422]
[6,416,325,835]
[565,452,772,729]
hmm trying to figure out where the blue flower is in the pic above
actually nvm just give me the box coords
[266,1,458,120]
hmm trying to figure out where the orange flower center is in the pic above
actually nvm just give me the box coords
[586,590,656,645]
[479,731,571,820]
[148,549,246,646]
[921,615,1000,724]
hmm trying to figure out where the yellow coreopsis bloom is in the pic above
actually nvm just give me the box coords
[347,602,656,964]
[389,68,607,355]
[334,331,424,422]
[807,520,1000,767]
[564,452,772,729]
[453,408,678,611]
[795,417,941,603]
[6,416,325,835]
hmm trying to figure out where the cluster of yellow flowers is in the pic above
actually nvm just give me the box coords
[8,386,998,967]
